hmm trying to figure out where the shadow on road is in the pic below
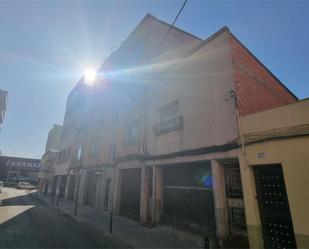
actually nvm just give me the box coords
[0,189,129,248]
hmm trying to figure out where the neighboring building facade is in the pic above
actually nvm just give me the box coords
[38,13,301,248]
[239,99,309,249]
[0,156,40,182]
[38,124,63,194]
[101,14,296,248]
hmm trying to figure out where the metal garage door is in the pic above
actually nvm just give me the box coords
[162,163,216,233]
[120,168,141,220]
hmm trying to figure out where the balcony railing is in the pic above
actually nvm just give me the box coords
[153,115,184,136]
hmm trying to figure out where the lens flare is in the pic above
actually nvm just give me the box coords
[84,68,96,85]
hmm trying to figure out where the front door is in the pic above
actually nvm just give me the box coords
[254,165,297,249]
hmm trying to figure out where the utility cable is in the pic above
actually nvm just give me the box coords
[153,0,188,57]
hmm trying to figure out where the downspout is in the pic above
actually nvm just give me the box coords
[230,90,249,168]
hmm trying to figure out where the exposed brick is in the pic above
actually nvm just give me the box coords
[229,35,297,116]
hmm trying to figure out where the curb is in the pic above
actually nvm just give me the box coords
[34,193,132,248]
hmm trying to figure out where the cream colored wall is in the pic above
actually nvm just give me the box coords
[45,124,62,153]
[147,31,237,155]
[240,137,309,248]
[239,99,309,248]
[242,98,309,134]
[112,14,202,159]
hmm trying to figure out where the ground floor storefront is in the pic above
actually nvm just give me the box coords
[113,152,250,248]
[64,166,114,214]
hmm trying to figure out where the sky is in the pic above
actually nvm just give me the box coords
[0,0,308,159]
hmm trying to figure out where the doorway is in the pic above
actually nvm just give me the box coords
[224,164,249,248]
[119,168,141,220]
[254,165,297,249]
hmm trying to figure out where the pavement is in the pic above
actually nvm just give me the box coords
[0,187,129,248]
[37,191,204,249]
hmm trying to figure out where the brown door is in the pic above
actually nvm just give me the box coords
[254,165,297,249]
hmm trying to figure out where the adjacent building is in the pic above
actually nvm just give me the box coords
[38,124,63,195]
[38,13,307,249]
[239,98,309,249]
[0,156,40,183]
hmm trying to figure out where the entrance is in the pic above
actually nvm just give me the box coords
[59,175,67,198]
[224,165,249,248]
[254,165,297,249]
[162,163,216,233]
[85,171,98,207]
[67,175,76,201]
[120,168,141,220]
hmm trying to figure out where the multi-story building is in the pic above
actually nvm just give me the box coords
[0,156,40,182]
[38,124,62,194]
[99,14,296,247]
[39,13,301,248]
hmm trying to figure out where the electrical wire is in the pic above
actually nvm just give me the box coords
[153,0,188,57]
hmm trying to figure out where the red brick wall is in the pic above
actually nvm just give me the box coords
[229,35,297,116]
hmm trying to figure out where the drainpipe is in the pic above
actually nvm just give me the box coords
[230,90,249,167]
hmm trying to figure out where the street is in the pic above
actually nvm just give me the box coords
[0,187,129,248]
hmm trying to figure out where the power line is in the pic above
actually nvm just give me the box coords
[153,0,188,57]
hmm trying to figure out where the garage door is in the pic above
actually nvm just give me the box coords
[163,163,216,233]
[120,168,141,220]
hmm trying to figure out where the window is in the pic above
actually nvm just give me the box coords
[160,100,179,122]
[127,121,140,145]
[77,146,82,161]
[57,147,71,163]
[90,139,100,157]
[109,143,116,162]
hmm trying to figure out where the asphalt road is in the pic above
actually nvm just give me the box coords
[0,187,129,248]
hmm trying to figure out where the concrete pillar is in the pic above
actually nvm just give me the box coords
[78,170,87,205]
[38,179,44,192]
[55,176,62,197]
[112,168,121,215]
[96,175,105,213]
[238,155,264,249]
[64,173,72,200]
[107,177,114,213]
[153,166,163,224]
[211,160,228,246]
[140,164,150,224]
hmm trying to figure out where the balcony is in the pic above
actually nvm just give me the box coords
[153,115,184,136]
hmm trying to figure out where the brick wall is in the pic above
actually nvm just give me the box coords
[229,35,297,116]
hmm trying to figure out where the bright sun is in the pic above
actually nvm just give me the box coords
[84,68,96,85]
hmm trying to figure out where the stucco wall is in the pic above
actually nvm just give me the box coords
[239,99,309,248]
[147,30,238,155]
[240,138,309,249]
[242,98,309,133]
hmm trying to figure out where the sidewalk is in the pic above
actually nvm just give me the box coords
[36,192,204,249]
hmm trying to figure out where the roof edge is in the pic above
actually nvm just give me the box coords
[149,13,203,41]
[229,32,298,101]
